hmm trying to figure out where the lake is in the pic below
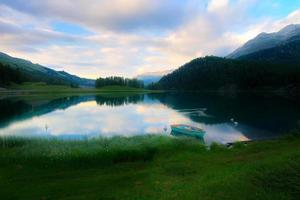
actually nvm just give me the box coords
[0,93,299,144]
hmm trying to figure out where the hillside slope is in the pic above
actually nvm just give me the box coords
[238,39,300,65]
[158,56,300,91]
[0,52,95,87]
[228,24,300,58]
[158,24,300,92]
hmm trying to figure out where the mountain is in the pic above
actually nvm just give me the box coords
[238,38,300,65]
[158,56,300,91]
[136,70,172,85]
[228,24,300,58]
[55,71,95,88]
[158,24,300,92]
[0,52,95,87]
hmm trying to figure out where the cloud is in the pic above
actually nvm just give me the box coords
[207,0,229,12]
[226,8,300,46]
[0,0,198,32]
[0,0,299,78]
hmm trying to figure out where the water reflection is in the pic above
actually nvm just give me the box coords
[96,95,144,106]
[0,93,299,144]
[0,96,95,128]
[0,100,189,139]
[170,131,205,142]
[150,93,300,139]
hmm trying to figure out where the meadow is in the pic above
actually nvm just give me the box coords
[0,134,299,199]
[0,82,156,96]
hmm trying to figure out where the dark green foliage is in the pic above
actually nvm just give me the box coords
[0,63,25,86]
[96,94,144,106]
[158,56,300,91]
[0,60,75,86]
[96,76,144,88]
[0,52,95,87]
[146,82,161,90]
[69,83,79,88]
[239,40,300,65]
[159,39,300,91]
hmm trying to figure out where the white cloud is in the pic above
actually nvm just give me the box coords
[0,0,197,32]
[226,8,300,46]
[207,0,229,12]
[0,1,299,78]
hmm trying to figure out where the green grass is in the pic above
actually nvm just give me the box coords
[97,85,149,91]
[0,134,299,199]
[0,82,158,96]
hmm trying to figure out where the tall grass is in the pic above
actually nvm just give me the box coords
[0,135,204,167]
[0,134,299,199]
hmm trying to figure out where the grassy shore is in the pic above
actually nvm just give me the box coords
[0,134,299,199]
[0,82,159,96]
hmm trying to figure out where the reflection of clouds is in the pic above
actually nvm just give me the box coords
[203,123,249,144]
[0,99,249,144]
[100,111,139,135]
[79,101,98,107]
[0,101,191,138]
[144,126,163,133]
[136,105,146,113]
[135,104,190,125]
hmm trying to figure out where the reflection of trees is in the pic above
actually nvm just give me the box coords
[95,95,144,107]
[0,94,145,129]
[2,92,300,139]
[149,92,300,135]
[0,96,95,128]
[0,99,32,126]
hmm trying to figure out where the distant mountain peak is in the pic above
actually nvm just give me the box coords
[278,24,300,34]
[257,32,268,37]
[228,24,300,58]
[138,69,173,77]
[136,69,173,85]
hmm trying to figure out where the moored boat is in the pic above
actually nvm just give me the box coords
[171,124,205,139]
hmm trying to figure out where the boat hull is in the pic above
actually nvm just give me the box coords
[171,125,205,139]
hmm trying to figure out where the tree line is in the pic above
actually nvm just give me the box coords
[0,63,25,87]
[0,62,82,88]
[95,76,144,88]
[157,56,300,91]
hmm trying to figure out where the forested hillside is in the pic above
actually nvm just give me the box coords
[238,39,300,64]
[228,24,300,58]
[0,63,25,87]
[158,24,300,92]
[158,56,300,91]
[0,52,95,87]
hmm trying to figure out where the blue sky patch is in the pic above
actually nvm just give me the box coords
[52,22,93,36]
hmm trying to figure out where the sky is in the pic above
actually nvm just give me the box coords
[0,0,300,78]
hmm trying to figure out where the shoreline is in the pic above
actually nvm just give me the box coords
[0,83,164,97]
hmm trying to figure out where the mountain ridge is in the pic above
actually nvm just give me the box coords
[157,24,300,92]
[0,52,95,87]
[227,24,300,58]
[238,39,300,64]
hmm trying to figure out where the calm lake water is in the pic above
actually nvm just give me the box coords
[0,93,300,144]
